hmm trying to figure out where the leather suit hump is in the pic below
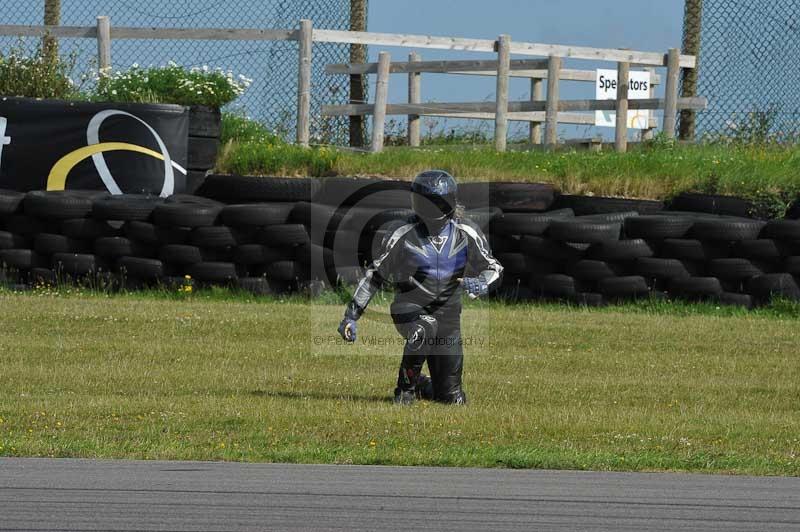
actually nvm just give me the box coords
[346,217,503,319]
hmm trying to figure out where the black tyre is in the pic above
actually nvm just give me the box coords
[485,182,557,212]
[52,253,104,276]
[635,257,693,280]
[61,218,118,240]
[660,239,730,261]
[520,236,586,262]
[190,226,239,248]
[587,238,653,261]
[30,267,56,284]
[221,203,294,227]
[568,260,622,281]
[258,224,309,247]
[690,219,766,241]
[580,211,639,224]
[198,175,320,203]
[784,257,800,275]
[34,233,90,255]
[0,231,29,250]
[746,273,800,303]
[732,239,782,261]
[118,256,164,280]
[717,292,753,308]
[24,190,106,219]
[761,220,800,241]
[124,221,191,245]
[265,260,307,282]
[314,177,411,208]
[159,244,203,265]
[598,276,650,299]
[571,292,606,307]
[95,237,148,259]
[0,189,25,216]
[92,194,162,221]
[552,194,664,216]
[707,258,763,282]
[670,276,724,300]
[534,273,578,298]
[493,209,574,236]
[463,207,501,231]
[188,105,221,138]
[4,215,48,235]
[667,193,756,218]
[0,249,44,269]
[152,202,222,227]
[548,220,621,243]
[187,136,220,170]
[238,276,271,296]
[624,215,695,239]
[327,265,364,285]
[496,252,528,275]
[189,261,238,282]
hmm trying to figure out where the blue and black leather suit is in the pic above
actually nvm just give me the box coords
[343,215,503,403]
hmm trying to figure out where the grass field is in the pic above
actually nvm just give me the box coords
[1,289,799,475]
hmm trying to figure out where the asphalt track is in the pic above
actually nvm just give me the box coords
[1,458,799,531]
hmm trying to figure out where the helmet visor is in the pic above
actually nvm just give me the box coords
[412,192,455,222]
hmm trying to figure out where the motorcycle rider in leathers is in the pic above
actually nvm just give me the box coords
[337,170,503,404]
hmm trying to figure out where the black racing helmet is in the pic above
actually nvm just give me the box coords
[410,170,457,233]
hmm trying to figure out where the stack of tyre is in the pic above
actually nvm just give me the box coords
[490,192,800,308]
[3,176,800,308]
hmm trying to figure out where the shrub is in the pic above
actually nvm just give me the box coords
[0,41,83,100]
[220,112,282,145]
[95,62,252,108]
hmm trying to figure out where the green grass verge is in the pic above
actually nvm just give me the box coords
[1,288,798,475]
[214,135,800,215]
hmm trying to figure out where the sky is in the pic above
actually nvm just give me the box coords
[364,0,686,139]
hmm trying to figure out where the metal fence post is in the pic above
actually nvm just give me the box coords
[544,55,561,150]
[408,51,421,147]
[371,51,391,153]
[615,61,630,153]
[296,19,313,147]
[529,77,543,144]
[96,16,111,74]
[494,34,511,152]
[663,48,681,139]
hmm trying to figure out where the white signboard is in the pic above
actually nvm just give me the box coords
[595,69,651,129]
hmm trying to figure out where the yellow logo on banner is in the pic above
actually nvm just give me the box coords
[47,142,171,191]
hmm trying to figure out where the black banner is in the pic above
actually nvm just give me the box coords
[0,98,188,195]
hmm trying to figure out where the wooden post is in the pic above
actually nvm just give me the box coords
[371,51,391,153]
[96,16,111,74]
[641,67,656,141]
[544,55,561,150]
[494,34,511,152]
[663,47,680,139]
[296,19,313,147]
[43,0,61,64]
[529,77,543,144]
[349,0,368,148]
[615,61,630,153]
[679,0,702,140]
[407,52,421,147]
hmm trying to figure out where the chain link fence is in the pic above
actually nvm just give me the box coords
[1,0,360,144]
[691,0,800,141]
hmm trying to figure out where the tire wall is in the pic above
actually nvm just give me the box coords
[185,106,222,194]
[0,176,798,307]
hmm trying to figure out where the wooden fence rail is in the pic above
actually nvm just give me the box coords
[0,18,701,153]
